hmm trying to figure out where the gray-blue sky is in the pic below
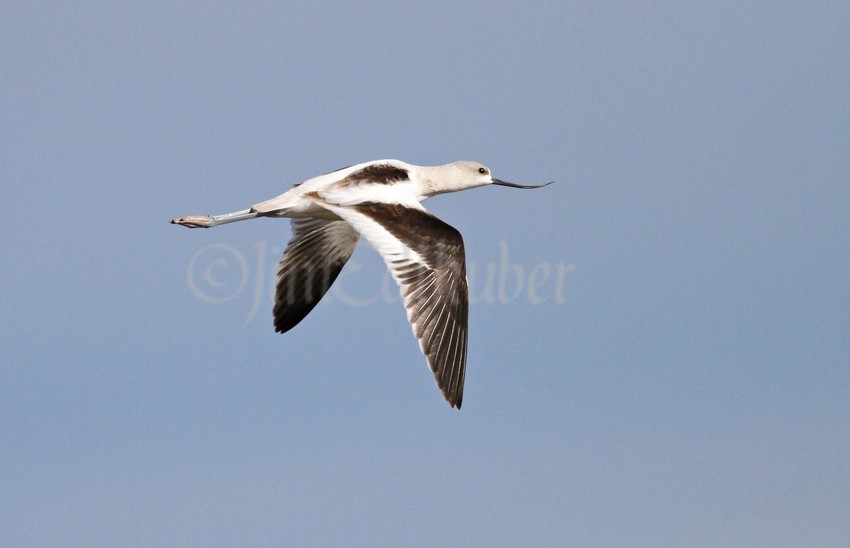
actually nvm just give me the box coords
[1,2,848,545]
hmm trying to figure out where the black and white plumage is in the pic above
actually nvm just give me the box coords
[172,159,551,409]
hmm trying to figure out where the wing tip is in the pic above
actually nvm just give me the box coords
[445,391,463,410]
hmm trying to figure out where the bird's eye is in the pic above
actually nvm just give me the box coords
[478,167,487,174]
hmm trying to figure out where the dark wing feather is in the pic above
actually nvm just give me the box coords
[391,256,468,408]
[316,200,468,408]
[273,218,359,333]
[337,163,410,187]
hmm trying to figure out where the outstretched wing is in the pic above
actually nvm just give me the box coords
[274,218,359,333]
[314,199,468,409]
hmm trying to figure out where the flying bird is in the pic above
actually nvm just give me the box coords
[172,160,551,408]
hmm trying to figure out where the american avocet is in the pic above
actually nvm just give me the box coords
[172,160,551,408]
